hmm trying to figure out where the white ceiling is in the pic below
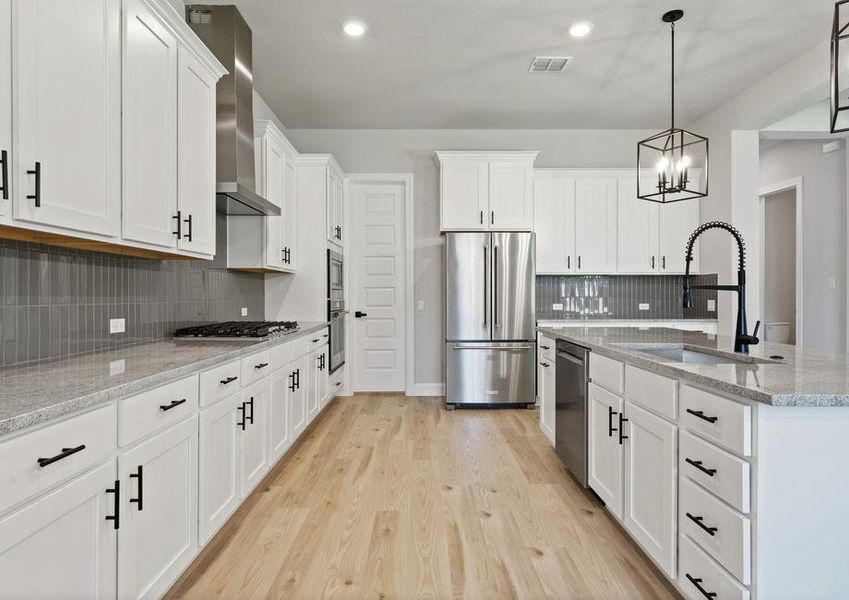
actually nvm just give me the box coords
[196,0,834,129]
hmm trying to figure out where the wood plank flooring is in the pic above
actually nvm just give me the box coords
[166,394,677,599]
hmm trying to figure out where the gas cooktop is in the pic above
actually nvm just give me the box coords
[174,320,299,340]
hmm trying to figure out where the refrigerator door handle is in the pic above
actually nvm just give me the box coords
[451,344,533,351]
[483,245,487,327]
[493,244,498,328]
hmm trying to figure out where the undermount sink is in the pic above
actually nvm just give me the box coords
[613,344,778,366]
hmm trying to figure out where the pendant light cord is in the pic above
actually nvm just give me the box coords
[670,21,675,131]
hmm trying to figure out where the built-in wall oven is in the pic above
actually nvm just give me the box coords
[327,249,345,373]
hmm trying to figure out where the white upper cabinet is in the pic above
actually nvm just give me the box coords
[534,173,576,274]
[122,0,178,248]
[283,155,299,269]
[0,0,10,220]
[658,199,699,273]
[438,151,537,231]
[327,161,344,246]
[574,177,618,273]
[12,0,121,236]
[260,126,286,270]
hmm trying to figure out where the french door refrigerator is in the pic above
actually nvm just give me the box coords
[445,232,536,408]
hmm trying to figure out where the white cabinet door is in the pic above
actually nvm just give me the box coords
[489,161,533,230]
[326,168,343,244]
[199,394,240,545]
[0,460,117,600]
[13,0,121,235]
[617,174,660,273]
[119,416,198,600]
[440,159,489,231]
[289,356,309,439]
[318,348,330,408]
[533,175,576,274]
[574,177,618,273]
[0,0,10,220]
[334,175,344,244]
[658,199,699,273]
[177,45,217,257]
[538,359,555,445]
[269,366,292,462]
[307,348,321,422]
[121,0,178,248]
[260,133,286,269]
[624,401,677,578]
[239,378,269,497]
[588,382,624,519]
[281,156,298,270]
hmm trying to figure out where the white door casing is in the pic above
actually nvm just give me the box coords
[350,180,407,392]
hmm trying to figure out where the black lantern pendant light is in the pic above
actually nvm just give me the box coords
[831,0,849,133]
[637,9,708,204]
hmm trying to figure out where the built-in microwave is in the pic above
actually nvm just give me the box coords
[328,249,343,302]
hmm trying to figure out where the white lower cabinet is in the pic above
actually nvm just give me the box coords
[588,382,624,518]
[198,393,240,544]
[239,379,270,498]
[118,416,198,600]
[538,356,555,444]
[269,366,293,463]
[623,401,678,578]
[308,346,329,420]
[0,459,118,600]
[289,355,309,439]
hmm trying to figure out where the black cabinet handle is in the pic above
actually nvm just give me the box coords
[246,396,255,424]
[237,402,246,430]
[335,382,342,387]
[355,311,367,318]
[0,149,8,200]
[159,398,187,412]
[540,345,550,350]
[540,362,550,368]
[686,512,718,536]
[322,334,329,338]
[183,213,193,242]
[567,256,571,269]
[685,574,717,599]
[254,362,269,370]
[662,255,666,270]
[686,409,718,424]
[479,210,483,224]
[220,376,238,385]
[491,210,494,225]
[685,458,717,477]
[37,444,86,468]
[26,161,40,207]
[577,255,582,269]
[288,370,296,392]
[608,406,617,438]
[311,338,320,343]
[106,479,120,530]
[618,413,628,445]
[173,210,182,239]
[651,255,655,270]
[295,368,301,390]
[129,465,143,511]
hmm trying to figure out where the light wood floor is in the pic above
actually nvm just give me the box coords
[167,394,677,600]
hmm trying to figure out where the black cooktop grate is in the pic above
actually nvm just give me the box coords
[174,320,299,338]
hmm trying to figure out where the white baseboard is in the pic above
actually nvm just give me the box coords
[411,383,445,396]
[540,419,555,446]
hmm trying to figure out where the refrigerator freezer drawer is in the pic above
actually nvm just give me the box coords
[446,342,535,406]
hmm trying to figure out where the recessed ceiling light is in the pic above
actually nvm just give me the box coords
[568,21,593,38]
[343,20,366,38]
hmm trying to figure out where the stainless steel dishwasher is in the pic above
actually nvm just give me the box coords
[555,340,590,487]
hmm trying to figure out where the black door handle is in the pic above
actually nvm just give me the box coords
[183,213,193,242]
[686,512,718,536]
[608,406,617,438]
[355,311,367,318]
[685,458,717,477]
[26,161,40,207]
[685,574,717,599]
[37,444,86,468]
[159,398,187,412]
[129,465,143,511]
[173,210,182,239]
[106,480,120,530]
[686,409,718,424]
[618,413,628,445]
[220,376,238,385]
[0,149,8,200]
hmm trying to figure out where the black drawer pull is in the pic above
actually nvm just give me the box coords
[686,512,718,536]
[106,479,120,530]
[26,161,41,207]
[618,413,628,445]
[685,458,717,477]
[220,376,238,385]
[159,398,187,412]
[183,213,193,242]
[246,396,255,424]
[686,409,718,424]
[0,149,8,200]
[295,368,301,390]
[173,210,182,239]
[312,338,320,343]
[685,574,717,598]
[540,362,549,368]
[540,345,550,350]
[254,362,269,370]
[37,444,86,468]
[129,465,143,511]
[335,382,342,387]
[237,402,246,430]
[608,406,617,438]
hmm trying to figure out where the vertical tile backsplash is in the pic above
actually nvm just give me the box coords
[536,274,718,321]
[0,219,264,367]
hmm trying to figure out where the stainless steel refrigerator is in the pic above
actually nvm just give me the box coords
[445,232,536,408]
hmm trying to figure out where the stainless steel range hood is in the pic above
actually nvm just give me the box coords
[187,5,280,216]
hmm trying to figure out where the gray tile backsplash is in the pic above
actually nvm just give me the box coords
[536,274,718,321]
[0,216,264,367]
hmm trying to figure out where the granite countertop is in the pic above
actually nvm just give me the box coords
[537,326,849,407]
[0,321,330,436]
[538,318,718,324]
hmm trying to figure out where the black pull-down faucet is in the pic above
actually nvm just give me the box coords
[682,221,760,354]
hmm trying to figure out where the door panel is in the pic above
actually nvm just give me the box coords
[289,357,308,439]
[269,366,292,462]
[446,232,490,341]
[199,394,239,544]
[588,383,624,518]
[445,342,534,405]
[659,199,699,273]
[617,174,659,273]
[239,379,269,497]
[491,232,535,341]
[282,157,298,269]
[575,178,618,273]
[533,175,575,274]
[489,161,533,230]
[440,159,489,230]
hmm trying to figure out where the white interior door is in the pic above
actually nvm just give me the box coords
[351,180,406,392]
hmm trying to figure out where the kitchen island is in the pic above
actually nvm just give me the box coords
[537,325,849,600]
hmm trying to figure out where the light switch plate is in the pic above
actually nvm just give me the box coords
[416,300,425,312]
[707,299,716,312]
[109,318,125,334]
[241,307,248,316]
[638,303,650,311]
[552,303,564,310]
[828,278,837,290]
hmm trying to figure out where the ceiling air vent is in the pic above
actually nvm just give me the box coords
[529,56,571,73]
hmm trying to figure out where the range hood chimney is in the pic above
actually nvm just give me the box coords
[187,5,280,216]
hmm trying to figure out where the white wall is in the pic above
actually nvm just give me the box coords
[760,140,846,352]
[762,189,796,343]
[281,128,654,387]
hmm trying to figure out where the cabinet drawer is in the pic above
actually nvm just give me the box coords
[200,359,241,407]
[307,329,328,353]
[680,478,751,584]
[537,335,555,362]
[288,336,312,362]
[0,404,117,514]
[241,350,272,386]
[680,431,750,513]
[118,376,199,447]
[625,364,677,420]
[679,535,750,600]
[589,353,623,394]
[680,385,751,457]
[270,340,293,372]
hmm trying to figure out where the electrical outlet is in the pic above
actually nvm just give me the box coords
[638,303,650,311]
[707,299,716,312]
[416,300,425,312]
[109,359,125,376]
[552,303,564,310]
[828,278,837,290]
[241,307,248,316]
[109,318,125,334]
